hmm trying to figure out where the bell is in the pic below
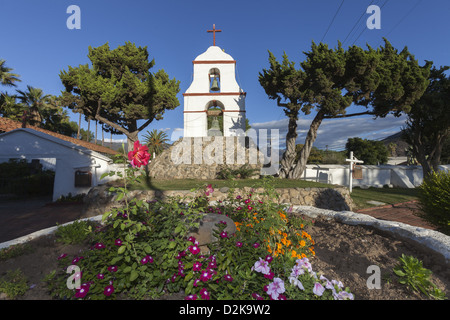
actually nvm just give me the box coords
[210,77,220,91]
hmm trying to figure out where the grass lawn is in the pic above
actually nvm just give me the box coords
[350,187,419,210]
[133,177,419,211]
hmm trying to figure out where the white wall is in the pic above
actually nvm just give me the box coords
[302,164,450,188]
[0,129,119,201]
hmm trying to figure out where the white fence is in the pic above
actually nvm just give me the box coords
[301,164,450,188]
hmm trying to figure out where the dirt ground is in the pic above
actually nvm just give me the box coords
[0,216,448,300]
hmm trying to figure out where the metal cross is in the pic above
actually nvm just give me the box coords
[207,24,222,46]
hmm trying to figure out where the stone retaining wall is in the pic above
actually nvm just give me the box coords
[83,185,353,216]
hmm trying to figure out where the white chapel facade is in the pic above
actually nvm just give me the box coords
[183,25,246,137]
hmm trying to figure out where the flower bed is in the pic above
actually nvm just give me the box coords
[45,141,353,300]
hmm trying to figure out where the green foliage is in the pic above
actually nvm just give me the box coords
[216,165,259,180]
[59,42,180,148]
[417,170,450,235]
[393,254,446,300]
[0,269,28,299]
[46,166,352,300]
[54,220,96,245]
[0,243,33,261]
[345,137,389,165]
[142,129,169,156]
[0,159,55,196]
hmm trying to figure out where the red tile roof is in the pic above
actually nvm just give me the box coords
[0,117,119,156]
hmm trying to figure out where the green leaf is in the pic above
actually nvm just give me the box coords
[123,266,132,273]
[118,245,126,254]
[174,225,182,234]
[168,241,177,249]
[130,270,139,282]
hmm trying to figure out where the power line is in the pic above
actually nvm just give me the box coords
[321,0,345,43]
[342,0,375,46]
[351,0,389,46]
[376,0,422,47]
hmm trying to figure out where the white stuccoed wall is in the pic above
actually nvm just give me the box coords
[302,164,450,188]
[0,129,122,201]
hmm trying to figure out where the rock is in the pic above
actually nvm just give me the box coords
[188,213,236,247]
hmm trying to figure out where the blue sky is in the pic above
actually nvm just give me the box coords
[1,0,449,150]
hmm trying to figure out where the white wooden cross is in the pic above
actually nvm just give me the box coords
[346,151,364,193]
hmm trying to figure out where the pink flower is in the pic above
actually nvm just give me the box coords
[220,231,228,238]
[253,258,270,275]
[188,236,196,243]
[236,241,243,247]
[57,253,67,260]
[224,274,233,282]
[108,265,118,273]
[94,243,105,250]
[253,242,260,249]
[193,261,202,271]
[265,255,273,263]
[199,288,210,300]
[264,271,275,280]
[97,273,105,280]
[104,285,114,296]
[267,278,285,300]
[188,245,200,255]
[199,270,212,282]
[252,293,264,300]
[75,283,90,298]
[313,282,325,296]
[114,239,122,246]
[205,184,214,196]
[128,140,151,168]
[71,256,83,264]
[247,205,253,211]
[185,294,197,300]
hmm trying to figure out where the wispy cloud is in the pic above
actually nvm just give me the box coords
[251,114,407,150]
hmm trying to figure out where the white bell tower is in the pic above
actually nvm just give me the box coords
[183,25,246,137]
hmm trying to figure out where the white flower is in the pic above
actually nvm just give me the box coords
[253,258,271,275]
[267,277,285,300]
[313,282,325,296]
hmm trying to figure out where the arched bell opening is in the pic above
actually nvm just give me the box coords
[206,100,224,136]
[208,68,221,93]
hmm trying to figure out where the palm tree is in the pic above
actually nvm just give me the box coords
[0,59,21,87]
[142,129,170,157]
[16,85,52,126]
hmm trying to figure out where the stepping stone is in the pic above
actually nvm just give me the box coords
[366,200,386,206]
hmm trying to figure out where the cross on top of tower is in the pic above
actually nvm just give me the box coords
[207,24,222,46]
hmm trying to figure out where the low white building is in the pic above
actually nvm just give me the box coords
[0,122,121,201]
[302,164,450,188]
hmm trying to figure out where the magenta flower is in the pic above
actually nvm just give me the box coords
[247,205,253,211]
[188,236,196,243]
[264,271,275,280]
[141,256,149,265]
[200,288,210,300]
[205,184,214,196]
[57,253,67,260]
[75,283,90,298]
[253,242,260,249]
[252,293,264,300]
[108,265,118,273]
[220,231,228,238]
[97,273,105,280]
[224,274,233,282]
[94,243,105,250]
[114,239,122,246]
[103,285,114,296]
[313,282,325,296]
[188,245,200,255]
[236,241,243,247]
[208,261,217,269]
[71,256,83,264]
[245,199,250,204]
[193,261,202,271]
[265,255,273,263]
[199,270,212,282]
[185,294,197,300]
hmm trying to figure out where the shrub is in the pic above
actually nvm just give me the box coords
[0,269,29,299]
[417,170,450,235]
[45,140,353,300]
[216,165,258,180]
[0,243,33,261]
[54,220,97,245]
[393,254,446,300]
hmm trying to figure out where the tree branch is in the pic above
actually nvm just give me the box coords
[323,111,375,119]
[95,99,130,136]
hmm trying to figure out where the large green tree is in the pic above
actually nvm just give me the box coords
[345,137,389,165]
[259,39,431,179]
[402,65,450,177]
[16,85,53,126]
[59,42,180,151]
